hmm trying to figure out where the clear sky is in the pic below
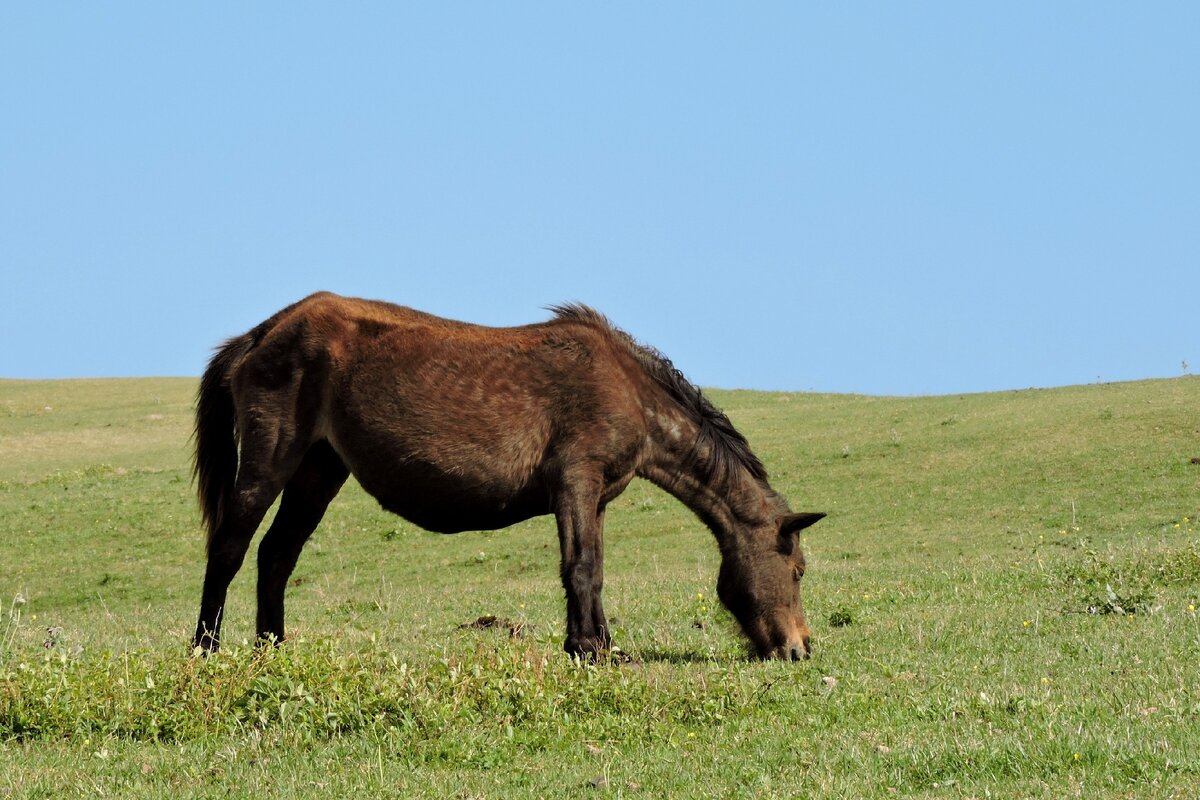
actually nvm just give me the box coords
[2,4,1196,396]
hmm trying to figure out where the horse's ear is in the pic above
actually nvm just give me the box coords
[779,512,826,537]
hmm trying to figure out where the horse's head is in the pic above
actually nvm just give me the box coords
[717,512,825,660]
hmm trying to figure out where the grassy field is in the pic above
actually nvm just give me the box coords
[2,375,1198,798]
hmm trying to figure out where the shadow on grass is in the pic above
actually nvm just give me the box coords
[623,646,751,665]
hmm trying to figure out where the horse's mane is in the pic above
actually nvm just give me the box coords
[549,304,769,487]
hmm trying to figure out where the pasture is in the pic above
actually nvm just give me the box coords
[2,376,1198,798]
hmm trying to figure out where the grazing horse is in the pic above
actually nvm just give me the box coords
[193,293,824,660]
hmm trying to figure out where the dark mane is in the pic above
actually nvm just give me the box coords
[549,304,769,487]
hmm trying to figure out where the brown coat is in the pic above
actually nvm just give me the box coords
[194,293,823,659]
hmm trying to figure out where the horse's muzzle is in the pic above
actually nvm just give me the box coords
[775,636,811,661]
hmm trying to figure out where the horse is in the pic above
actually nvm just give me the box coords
[192,293,825,660]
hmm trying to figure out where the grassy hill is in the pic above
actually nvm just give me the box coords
[2,376,1198,798]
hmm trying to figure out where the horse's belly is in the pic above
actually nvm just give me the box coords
[325,366,558,534]
[373,484,550,533]
[341,454,550,533]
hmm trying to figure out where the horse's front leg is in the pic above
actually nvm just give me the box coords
[554,483,610,659]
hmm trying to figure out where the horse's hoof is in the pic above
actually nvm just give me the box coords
[564,635,612,660]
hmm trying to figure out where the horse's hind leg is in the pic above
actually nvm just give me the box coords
[193,468,285,652]
[255,440,349,644]
[193,412,313,652]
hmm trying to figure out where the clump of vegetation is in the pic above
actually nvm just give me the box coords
[1058,550,1149,614]
[1149,540,1200,584]
[1056,541,1200,615]
[1081,583,1156,616]
[379,526,411,542]
[0,640,801,747]
[828,607,854,627]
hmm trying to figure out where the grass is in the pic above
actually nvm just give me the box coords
[2,375,1199,798]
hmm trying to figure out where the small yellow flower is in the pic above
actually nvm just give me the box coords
[687,732,696,738]
[31,614,37,621]
[1022,620,1031,628]
[518,603,526,610]
[1041,677,1050,685]
[1074,752,1081,761]
[1189,604,1196,614]
[696,592,704,601]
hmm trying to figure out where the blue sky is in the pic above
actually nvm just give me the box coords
[2,4,1196,395]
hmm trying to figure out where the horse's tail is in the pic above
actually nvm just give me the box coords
[193,331,258,551]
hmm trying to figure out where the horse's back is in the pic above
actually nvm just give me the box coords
[231,293,649,531]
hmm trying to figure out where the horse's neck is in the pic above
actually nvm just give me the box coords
[637,402,767,549]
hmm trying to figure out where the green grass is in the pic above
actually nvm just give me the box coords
[2,375,1199,798]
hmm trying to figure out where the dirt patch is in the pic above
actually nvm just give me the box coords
[457,615,527,637]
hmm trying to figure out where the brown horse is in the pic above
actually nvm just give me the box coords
[193,293,824,660]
